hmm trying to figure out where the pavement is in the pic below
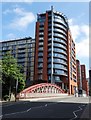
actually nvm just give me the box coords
[0,95,73,104]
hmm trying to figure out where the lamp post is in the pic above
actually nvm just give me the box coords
[15,78,18,102]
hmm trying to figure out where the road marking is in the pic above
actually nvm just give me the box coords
[2,110,27,117]
[70,104,86,120]
[27,108,31,112]
[45,104,47,107]
[2,101,54,117]
[2,100,86,118]
[0,115,2,118]
[2,104,48,117]
[2,101,29,107]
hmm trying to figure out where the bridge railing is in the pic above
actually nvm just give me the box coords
[17,83,68,99]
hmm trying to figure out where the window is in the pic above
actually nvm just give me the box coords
[38,75,42,79]
[48,76,51,80]
[17,40,26,45]
[39,42,43,45]
[48,64,51,68]
[38,63,43,67]
[54,76,60,81]
[54,69,67,75]
[38,52,43,56]
[54,53,64,57]
[38,58,43,62]
[40,22,44,26]
[54,43,67,50]
[39,37,44,40]
[54,28,67,36]
[48,69,51,74]
[39,32,44,35]
[38,69,43,73]
[53,64,67,70]
[38,47,43,51]
[53,58,67,64]
[54,33,66,40]
[48,53,51,57]
[54,15,67,27]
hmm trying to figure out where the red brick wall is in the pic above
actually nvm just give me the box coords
[81,65,88,95]
[43,13,48,81]
[34,22,40,81]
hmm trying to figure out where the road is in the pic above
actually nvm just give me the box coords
[0,96,90,120]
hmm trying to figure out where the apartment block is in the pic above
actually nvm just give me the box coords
[81,65,88,95]
[89,69,91,96]
[76,60,82,91]
[0,37,35,87]
[34,6,77,94]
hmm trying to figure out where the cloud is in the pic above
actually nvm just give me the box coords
[76,38,89,58]
[8,7,35,30]
[81,25,89,37]
[7,33,16,39]
[3,9,11,15]
[10,13,35,30]
[68,19,80,41]
[13,7,25,15]
[69,18,89,58]
[70,24,80,41]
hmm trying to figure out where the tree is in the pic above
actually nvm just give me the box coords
[2,52,25,101]
[0,60,3,83]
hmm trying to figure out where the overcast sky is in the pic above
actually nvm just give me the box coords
[1,1,89,77]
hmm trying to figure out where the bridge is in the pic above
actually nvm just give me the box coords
[17,83,67,99]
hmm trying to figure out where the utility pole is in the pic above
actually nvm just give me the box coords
[15,78,18,102]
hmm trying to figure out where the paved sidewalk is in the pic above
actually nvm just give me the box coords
[0,95,73,105]
[19,95,73,101]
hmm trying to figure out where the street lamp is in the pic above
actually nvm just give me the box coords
[15,78,18,102]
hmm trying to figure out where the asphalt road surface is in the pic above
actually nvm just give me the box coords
[0,96,90,120]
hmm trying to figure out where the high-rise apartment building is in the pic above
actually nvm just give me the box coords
[89,69,91,96]
[76,60,82,91]
[81,65,88,95]
[0,37,35,87]
[34,6,77,94]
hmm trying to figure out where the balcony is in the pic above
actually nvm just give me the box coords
[54,28,67,36]
[53,33,67,41]
[38,53,43,57]
[54,39,67,46]
[38,47,43,51]
[53,43,67,51]
[54,18,67,28]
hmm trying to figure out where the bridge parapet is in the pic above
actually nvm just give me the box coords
[17,83,67,99]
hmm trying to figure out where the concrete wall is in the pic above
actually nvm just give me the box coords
[19,93,68,99]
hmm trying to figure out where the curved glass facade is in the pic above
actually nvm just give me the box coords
[52,12,68,80]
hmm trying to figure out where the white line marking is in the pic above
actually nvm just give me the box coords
[3,110,27,116]
[0,115,2,118]
[4,101,84,117]
[2,101,29,107]
[70,105,85,120]
[45,104,47,107]
[27,108,31,112]
[2,104,47,117]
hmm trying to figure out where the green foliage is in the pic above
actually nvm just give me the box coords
[0,60,2,83]
[1,52,25,100]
